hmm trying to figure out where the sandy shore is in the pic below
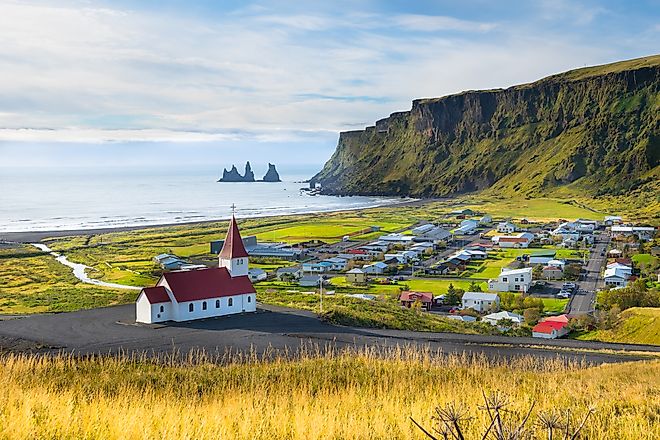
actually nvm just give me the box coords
[0,198,441,243]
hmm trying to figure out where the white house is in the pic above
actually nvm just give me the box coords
[604,263,633,287]
[497,221,517,234]
[411,224,435,235]
[136,216,256,324]
[482,311,524,326]
[492,232,533,248]
[461,292,500,313]
[480,214,492,225]
[488,267,533,292]
[248,268,267,282]
[604,215,622,226]
[362,261,388,274]
[324,257,349,271]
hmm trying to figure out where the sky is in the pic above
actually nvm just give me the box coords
[0,0,658,172]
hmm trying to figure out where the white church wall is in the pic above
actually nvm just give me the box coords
[136,293,152,323]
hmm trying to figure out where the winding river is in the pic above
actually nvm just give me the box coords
[31,243,141,291]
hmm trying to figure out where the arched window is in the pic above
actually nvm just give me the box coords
[189,303,194,312]
[159,305,164,313]
[228,298,233,307]
[247,295,251,303]
[215,300,220,308]
[202,301,207,310]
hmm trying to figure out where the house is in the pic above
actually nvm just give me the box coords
[276,267,302,281]
[488,267,533,292]
[532,320,569,339]
[299,275,325,287]
[399,291,433,310]
[608,249,623,258]
[362,261,388,274]
[611,225,656,241]
[492,233,532,248]
[454,219,479,235]
[425,263,450,275]
[482,311,524,326]
[415,227,452,243]
[461,292,500,313]
[379,233,415,245]
[412,224,435,235]
[480,214,492,225]
[248,268,267,282]
[604,215,622,226]
[447,315,477,322]
[302,262,331,273]
[529,250,557,265]
[345,268,367,284]
[542,265,563,280]
[324,257,349,271]
[604,263,633,287]
[136,216,256,324]
[497,222,517,234]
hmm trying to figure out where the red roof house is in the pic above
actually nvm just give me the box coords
[399,291,433,310]
[532,320,569,339]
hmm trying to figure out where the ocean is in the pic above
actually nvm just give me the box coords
[0,166,404,233]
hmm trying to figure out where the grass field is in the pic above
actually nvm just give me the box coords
[0,350,657,439]
[577,308,660,345]
[458,197,604,221]
[0,246,134,314]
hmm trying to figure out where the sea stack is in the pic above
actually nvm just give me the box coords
[218,161,256,182]
[262,163,281,182]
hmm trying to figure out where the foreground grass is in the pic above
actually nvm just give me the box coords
[0,350,658,439]
[577,308,660,345]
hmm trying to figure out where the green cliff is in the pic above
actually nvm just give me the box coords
[312,55,660,210]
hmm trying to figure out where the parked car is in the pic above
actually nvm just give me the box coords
[557,292,571,299]
[562,282,576,291]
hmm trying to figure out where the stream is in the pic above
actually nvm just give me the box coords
[31,243,141,291]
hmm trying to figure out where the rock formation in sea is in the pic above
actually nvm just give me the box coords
[261,163,281,182]
[218,161,256,182]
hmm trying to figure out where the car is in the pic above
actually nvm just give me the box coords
[562,282,576,290]
[557,292,571,299]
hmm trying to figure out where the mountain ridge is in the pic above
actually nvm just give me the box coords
[311,54,660,213]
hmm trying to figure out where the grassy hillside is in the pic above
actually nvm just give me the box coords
[577,307,660,345]
[0,350,658,439]
[313,55,660,219]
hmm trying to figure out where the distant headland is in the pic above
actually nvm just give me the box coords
[218,162,281,182]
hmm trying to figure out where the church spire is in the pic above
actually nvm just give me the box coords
[219,214,249,260]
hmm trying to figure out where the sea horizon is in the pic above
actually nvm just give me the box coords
[0,165,408,234]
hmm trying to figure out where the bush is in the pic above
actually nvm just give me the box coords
[598,279,660,311]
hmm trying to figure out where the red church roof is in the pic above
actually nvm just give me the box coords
[140,286,170,304]
[219,215,249,259]
[161,267,255,302]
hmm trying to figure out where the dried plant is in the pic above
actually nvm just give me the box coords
[411,392,594,440]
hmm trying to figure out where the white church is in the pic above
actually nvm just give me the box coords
[136,215,257,324]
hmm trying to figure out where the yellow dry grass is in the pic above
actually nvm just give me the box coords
[0,348,658,439]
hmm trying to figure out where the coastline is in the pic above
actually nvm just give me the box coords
[1,197,438,243]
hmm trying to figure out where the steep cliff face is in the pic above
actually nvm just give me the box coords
[312,55,660,199]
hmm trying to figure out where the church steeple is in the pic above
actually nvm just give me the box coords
[219,214,249,277]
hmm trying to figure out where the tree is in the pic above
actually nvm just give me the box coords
[468,281,483,292]
[598,279,660,311]
[523,308,541,326]
[445,283,461,306]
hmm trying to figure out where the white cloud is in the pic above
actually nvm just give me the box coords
[0,0,644,146]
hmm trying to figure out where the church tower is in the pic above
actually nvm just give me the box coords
[218,215,249,277]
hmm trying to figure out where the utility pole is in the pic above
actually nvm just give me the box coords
[319,275,323,314]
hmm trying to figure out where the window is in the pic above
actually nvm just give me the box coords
[228,298,233,307]
[216,300,220,308]
[202,301,207,310]
[503,277,508,282]
[189,303,194,312]
[247,295,251,303]
[159,305,164,313]
[515,285,520,291]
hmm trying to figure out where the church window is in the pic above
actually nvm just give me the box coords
[228,298,233,307]
[202,301,207,310]
[159,305,164,313]
[216,300,220,308]
[189,303,194,312]
[247,295,251,303]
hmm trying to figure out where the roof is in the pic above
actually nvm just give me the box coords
[532,321,567,334]
[161,267,255,302]
[499,237,530,243]
[462,291,499,301]
[399,291,433,302]
[346,268,365,274]
[531,250,556,257]
[500,267,533,276]
[483,311,524,322]
[276,267,301,274]
[544,315,569,323]
[543,265,562,271]
[140,286,171,304]
[219,216,249,259]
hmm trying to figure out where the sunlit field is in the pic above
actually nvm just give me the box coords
[0,348,658,439]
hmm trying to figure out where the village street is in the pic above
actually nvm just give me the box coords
[567,234,610,315]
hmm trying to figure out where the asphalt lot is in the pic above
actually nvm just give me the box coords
[0,304,657,363]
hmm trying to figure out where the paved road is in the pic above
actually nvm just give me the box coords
[0,304,657,363]
[567,234,610,315]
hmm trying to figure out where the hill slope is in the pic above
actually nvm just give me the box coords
[312,55,660,214]
[577,307,660,345]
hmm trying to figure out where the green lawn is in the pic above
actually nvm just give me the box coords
[541,298,569,313]
[458,197,604,221]
[632,253,657,266]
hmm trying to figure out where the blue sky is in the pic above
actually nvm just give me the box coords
[0,0,658,170]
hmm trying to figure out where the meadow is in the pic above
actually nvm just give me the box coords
[0,349,658,439]
[577,308,660,345]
